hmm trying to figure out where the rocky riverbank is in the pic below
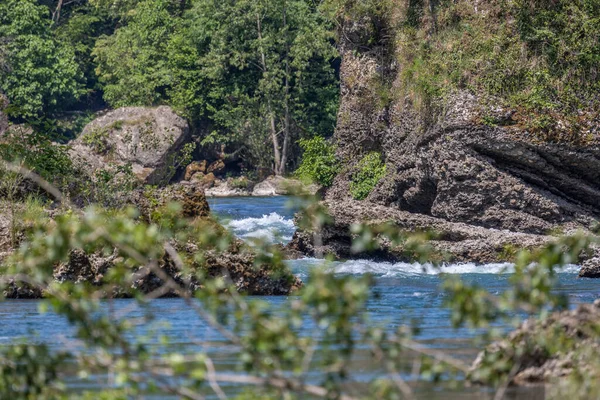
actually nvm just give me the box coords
[1,184,302,299]
[469,300,600,385]
[286,8,600,274]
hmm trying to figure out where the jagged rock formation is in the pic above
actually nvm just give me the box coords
[290,10,600,268]
[288,199,552,263]
[2,184,302,298]
[579,258,600,279]
[69,106,191,185]
[470,300,600,385]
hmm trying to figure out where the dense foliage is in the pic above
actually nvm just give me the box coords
[349,152,386,200]
[295,136,338,187]
[329,0,600,141]
[0,0,339,174]
[0,126,73,184]
[0,0,83,118]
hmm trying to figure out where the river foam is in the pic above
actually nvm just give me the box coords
[225,212,295,243]
[288,258,581,277]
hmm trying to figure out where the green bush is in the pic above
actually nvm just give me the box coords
[81,128,111,155]
[230,176,252,190]
[295,136,339,187]
[349,152,386,200]
[0,126,73,186]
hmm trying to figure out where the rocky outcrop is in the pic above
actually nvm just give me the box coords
[42,243,301,297]
[303,13,600,268]
[2,184,302,298]
[184,160,208,180]
[288,199,554,263]
[130,183,211,220]
[469,300,600,385]
[579,258,600,278]
[70,106,191,185]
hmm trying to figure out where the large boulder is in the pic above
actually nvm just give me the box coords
[70,106,191,185]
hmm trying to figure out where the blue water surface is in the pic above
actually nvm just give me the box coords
[0,195,598,399]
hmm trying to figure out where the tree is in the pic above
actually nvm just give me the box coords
[0,0,83,119]
[91,0,338,174]
[168,0,339,175]
[54,3,117,110]
[92,0,177,107]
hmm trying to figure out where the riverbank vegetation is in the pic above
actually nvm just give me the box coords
[330,0,600,141]
[1,0,339,176]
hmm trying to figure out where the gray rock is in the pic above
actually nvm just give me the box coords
[579,257,600,278]
[252,176,319,196]
[287,198,554,264]
[469,301,600,385]
[205,179,252,197]
[70,106,191,185]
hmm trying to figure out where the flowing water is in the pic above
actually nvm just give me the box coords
[1,196,598,398]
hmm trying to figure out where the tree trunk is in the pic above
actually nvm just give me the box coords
[256,13,282,175]
[52,0,65,23]
[278,1,291,176]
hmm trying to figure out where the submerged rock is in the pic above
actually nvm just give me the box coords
[70,106,191,185]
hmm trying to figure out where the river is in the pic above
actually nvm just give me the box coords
[1,196,597,399]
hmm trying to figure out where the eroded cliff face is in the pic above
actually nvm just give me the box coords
[291,8,600,265]
[331,14,600,232]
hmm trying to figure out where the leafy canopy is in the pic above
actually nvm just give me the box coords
[92,0,339,173]
[93,0,177,107]
[0,0,83,119]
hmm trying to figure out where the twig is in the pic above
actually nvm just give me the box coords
[369,340,416,400]
[205,356,228,400]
